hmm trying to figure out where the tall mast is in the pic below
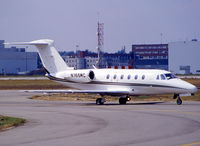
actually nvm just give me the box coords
[97,21,104,68]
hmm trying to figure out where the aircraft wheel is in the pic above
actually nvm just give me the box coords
[176,97,182,105]
[96,98,104,105]
[119,98,127,104]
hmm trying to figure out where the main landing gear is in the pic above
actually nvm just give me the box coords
[173,94,182,105]
[119,96,131,105]
[96,95,131,105]
[96,95,105,105]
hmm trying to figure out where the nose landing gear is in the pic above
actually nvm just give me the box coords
[177,97,182,105]
[173,94,182,105]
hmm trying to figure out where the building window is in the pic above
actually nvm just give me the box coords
[127,75,131,80]
[106,74,110,79]
[135,75,138,80]
[120,75,124,79]
[142,75,145,80]
[113,74,117,79]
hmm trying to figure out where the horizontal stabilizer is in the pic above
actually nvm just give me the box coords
[4,39,72,73]
[4,39,51,46]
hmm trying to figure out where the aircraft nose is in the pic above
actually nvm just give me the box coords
[191,86,198,93]
[174,79,198,94]
[179,79,198,94]
[188,84,198,94]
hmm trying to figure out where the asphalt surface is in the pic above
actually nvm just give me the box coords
[0,90,200,146]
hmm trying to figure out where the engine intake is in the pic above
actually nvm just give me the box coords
[89,70,95,80]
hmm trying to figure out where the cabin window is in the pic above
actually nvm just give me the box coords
[120,75,124,79]
[160,74,166,80]
[156,75,159,80]
[127,75,131,80]
[165,73,177,80]
[113,74,117,79]
[135,75,138,80]
[106,74,110,79]
[142,75,145,80]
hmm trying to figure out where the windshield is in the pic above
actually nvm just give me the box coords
[164,73,177,80]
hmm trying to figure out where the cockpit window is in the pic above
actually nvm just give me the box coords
[165,73,177,80]
[160,74,166,80]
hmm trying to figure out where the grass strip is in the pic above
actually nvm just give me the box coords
[0,80,67,90]
[0,115,26,131]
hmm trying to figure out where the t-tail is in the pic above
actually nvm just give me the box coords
[4,39,73,74]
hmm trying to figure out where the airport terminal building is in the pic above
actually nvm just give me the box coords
[132,44,168,70]
[131,40,200,74]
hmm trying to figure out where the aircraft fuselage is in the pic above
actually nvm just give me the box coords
[49,68,197,96]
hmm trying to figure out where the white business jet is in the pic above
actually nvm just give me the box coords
[5,39,198,105]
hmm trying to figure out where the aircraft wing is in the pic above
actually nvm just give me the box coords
[22,89,130,95]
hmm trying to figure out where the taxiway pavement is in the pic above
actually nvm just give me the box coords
[0,90,200,146]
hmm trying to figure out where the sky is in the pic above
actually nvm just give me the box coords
[0,0,200,53]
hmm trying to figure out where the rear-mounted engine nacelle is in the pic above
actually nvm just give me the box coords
[88,70,95,80]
